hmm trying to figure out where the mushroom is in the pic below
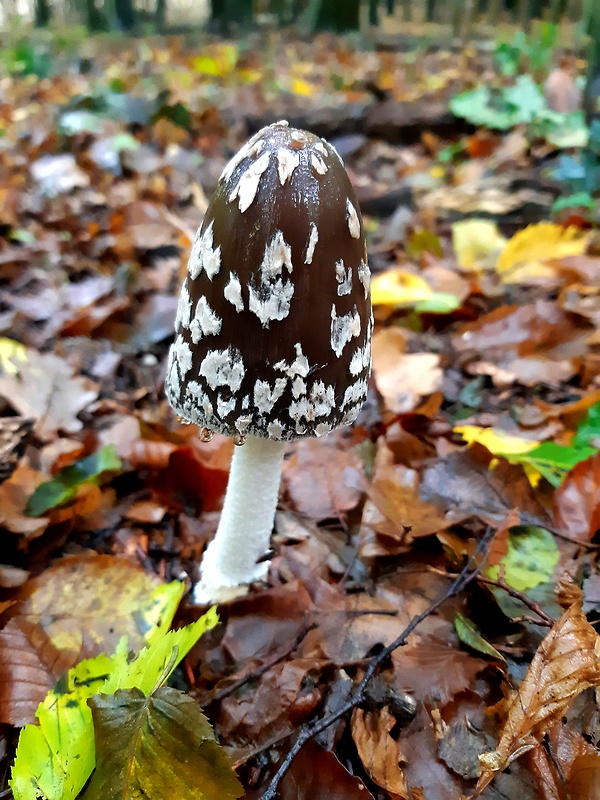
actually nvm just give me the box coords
[165,120,372,603]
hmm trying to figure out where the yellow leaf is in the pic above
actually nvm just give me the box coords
[0,337,27,374]
[497,223,588,283]
[289,77,315,97]
[371,269,432,307]
[455,425,539,456]
[452,219,507,271]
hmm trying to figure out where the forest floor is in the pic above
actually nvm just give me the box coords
[0,30,599,800]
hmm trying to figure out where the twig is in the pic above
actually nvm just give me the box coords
[477,575,555,627]
[258,528,495,799]
[198,623,315,707]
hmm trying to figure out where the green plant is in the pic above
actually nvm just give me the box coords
[10,606,243,800]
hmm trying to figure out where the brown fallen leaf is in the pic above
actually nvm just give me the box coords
[528,720,600,800]
[0,349,98,440]
[351,707,408,800]
[0,617,73,726]
[360,441,448,559]
[283,436,363,520]
[372,328,442,415]
[553,454,600,543]
[475,602,600,794]
[0,462,49,538]
[279,739,375,800]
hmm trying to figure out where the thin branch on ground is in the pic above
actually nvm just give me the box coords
[197,623,316,707]
[258,528,495,800]
[477,574,555,627]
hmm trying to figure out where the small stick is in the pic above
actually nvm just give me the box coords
[198,623,315,707]
[477,575,555,627]
[258,528,495,799]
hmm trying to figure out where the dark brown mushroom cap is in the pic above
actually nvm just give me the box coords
[165,120,372,441]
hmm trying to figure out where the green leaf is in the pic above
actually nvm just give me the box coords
[26,445,122,516]
[572,401,600,451]
[485,525,559,593]
[81,688,243,800]
[454,613,506,663]
[414,292,461,314]
[552,192,596,215]
[503,75,545,123]
[10,600,217,800]
[514,441,597,488]
[10,654,114,800]
[102,606,220,695]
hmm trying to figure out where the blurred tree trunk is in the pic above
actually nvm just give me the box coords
[319,0,360,30]
[425,0,436,22]
[155,0,166,32]
[34,0,52,26]
[210,0,253,34]
[84,0,109,30]
[115,0,138,31]
[368,0,379,26]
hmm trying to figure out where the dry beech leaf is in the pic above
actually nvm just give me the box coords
[0,350,98,440]
[372,328,442,415]
[529,721,600,800]
[553,454,600,543]
[283,437,363,520]
[0,618,74,726]
[476,602,600,794]
[351,707,408,799]
[360,441,448,559]
[279,739,375,800]
[0,462,49,537]
[555,573,585,610]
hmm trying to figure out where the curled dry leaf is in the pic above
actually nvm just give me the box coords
[360,441,448,559]
[351,707,408,800]
[529,721,600,800]
[372,328,442,415]
[0,462,49,538]
[475,602,600,794]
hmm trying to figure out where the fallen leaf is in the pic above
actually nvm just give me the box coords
[351,707,408,799]
[452,219,507,271]
[553,454,600,543]
[0,462,49,537]
[0,618,73,726]
[497,223,589,283]
[0,350,98,440]
[279,739,375,800]
[360,441,448,558]
[283,437,363,520]
[476,602,600,793]
[372,329,442,415]
[14,555,184,659]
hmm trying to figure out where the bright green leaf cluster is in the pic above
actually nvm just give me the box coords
[509,401,600,488]
[10,604,224,800]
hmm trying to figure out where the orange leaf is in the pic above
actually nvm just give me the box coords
[351,707,408,799]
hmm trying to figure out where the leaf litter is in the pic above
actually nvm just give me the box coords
[0,28,599,800]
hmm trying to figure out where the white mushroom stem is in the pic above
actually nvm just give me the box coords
[194,435,286,604]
